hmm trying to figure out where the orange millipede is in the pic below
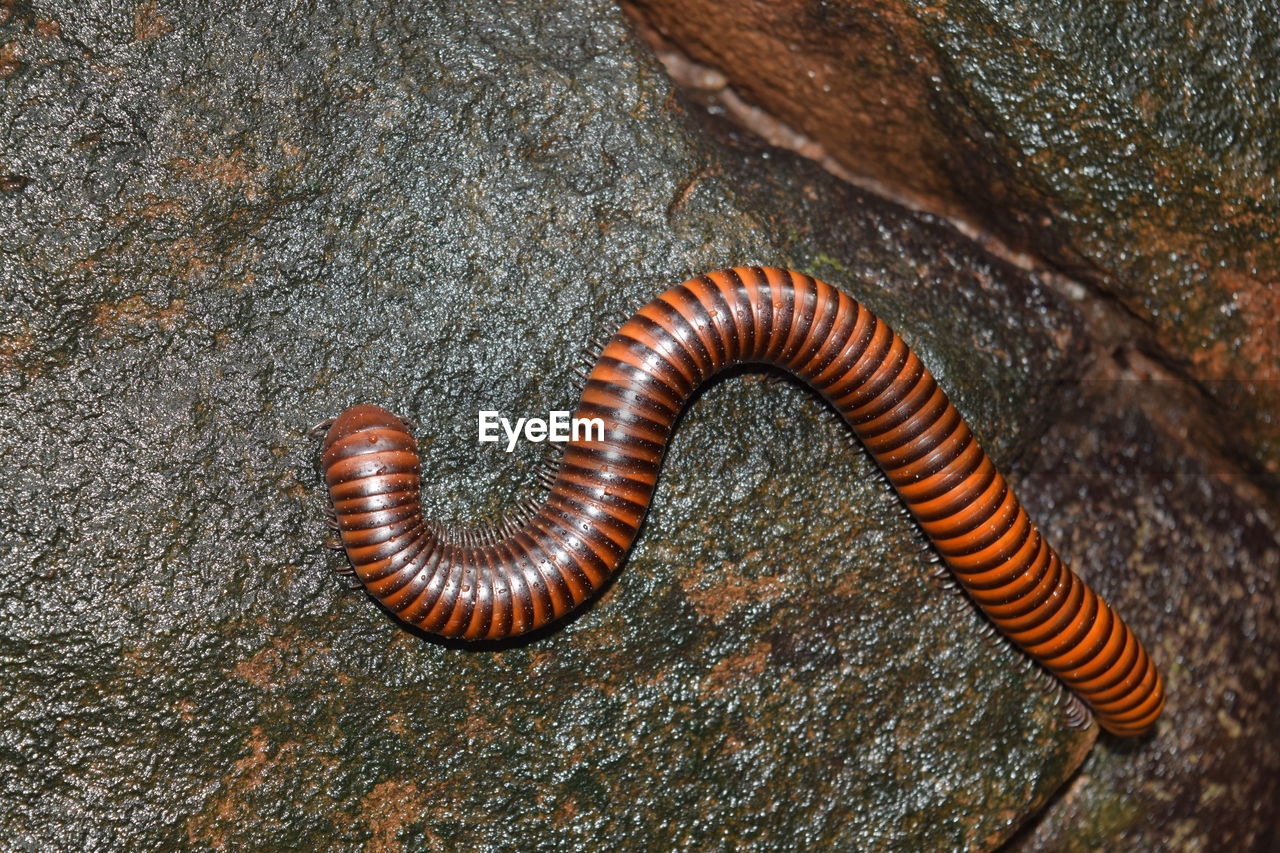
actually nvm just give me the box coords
[320,266,1164,736]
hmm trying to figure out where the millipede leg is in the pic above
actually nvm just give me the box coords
[1062,693,1093,729]
[535,450,562,488]
[308,417,337,439]
[1035,667,1060,694]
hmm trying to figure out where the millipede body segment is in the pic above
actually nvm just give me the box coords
[321,266,1164,736]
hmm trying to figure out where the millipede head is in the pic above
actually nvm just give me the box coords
[322,403,412,449]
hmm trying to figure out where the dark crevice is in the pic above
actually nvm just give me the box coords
[628,28,1278,515]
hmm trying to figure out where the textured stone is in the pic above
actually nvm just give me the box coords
[0,0,1091,849]
[623,0,1280,488]
[1008,383,1280,850]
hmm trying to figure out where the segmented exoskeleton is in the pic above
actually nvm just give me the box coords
[320,266,1164,736]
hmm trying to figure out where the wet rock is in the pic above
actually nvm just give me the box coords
[0,0,1091,849]
[1007,383,1280,850]
[623,0,1280,488]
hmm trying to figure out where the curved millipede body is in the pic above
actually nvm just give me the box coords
[321,266,1164,736]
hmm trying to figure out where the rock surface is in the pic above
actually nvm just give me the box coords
[623,0,1280,489]
[1,0,1093,849]
[1008,383,1280,850]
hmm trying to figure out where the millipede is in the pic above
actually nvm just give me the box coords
[318,266,1164,736]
